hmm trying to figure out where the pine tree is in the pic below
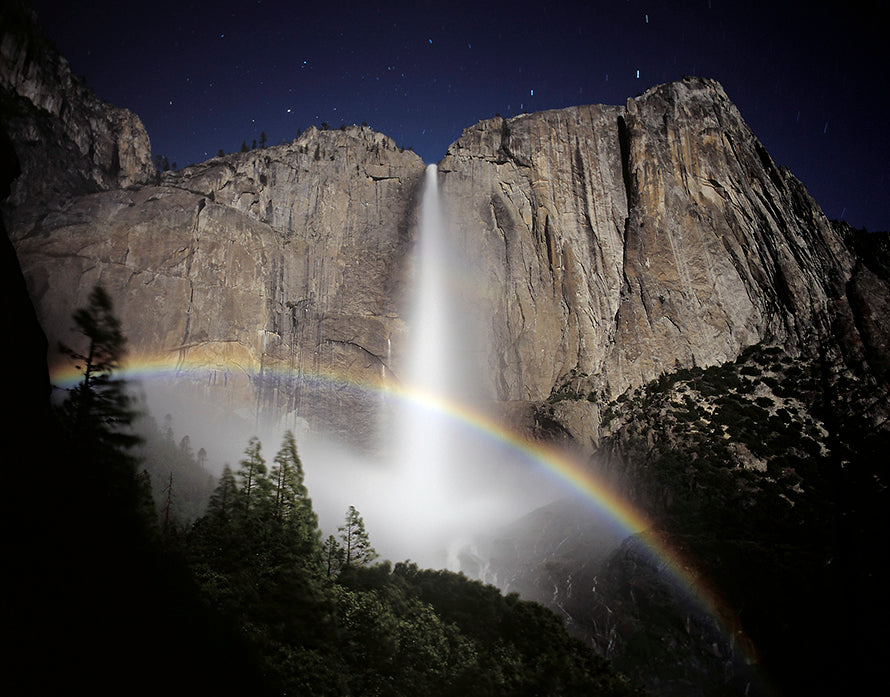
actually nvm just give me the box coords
[270,431,309,520]
[179,434,193,460]
[322,534,345,577]
[268,431,321,563]
[58,285,142,476]
[236,436,270,517]
[161,471,175,532]
[53,284,159,613]
[206,464,238,523]
[188,463,240,569]
[338,506,378,568]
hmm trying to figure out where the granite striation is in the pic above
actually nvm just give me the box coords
[438,77,879,450]
[0,6,154,232]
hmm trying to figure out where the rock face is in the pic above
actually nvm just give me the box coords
[439,77,873,449]
[439,104,629,407]
[2,5,426,448]
[3,5,426,450]
[10,129,425,446]
[5,9,882,451]
[0,7,155,232]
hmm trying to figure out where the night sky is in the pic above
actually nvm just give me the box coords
[30,0,887,232]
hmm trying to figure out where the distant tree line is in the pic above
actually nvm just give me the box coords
[153,120,421,164]
[153,154,177,171]
[208,121,421,161]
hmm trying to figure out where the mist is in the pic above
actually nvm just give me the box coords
[137,377,577,570]
[131,164,588,571]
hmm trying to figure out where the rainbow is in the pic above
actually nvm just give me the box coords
[50,353,769,685]
[49,355,648,542]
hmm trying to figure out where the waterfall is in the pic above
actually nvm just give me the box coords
[380,163,564,570]
[396,164,458,531]
[410,164,451,398]
[409,166,460,429]
[390,162,507,568]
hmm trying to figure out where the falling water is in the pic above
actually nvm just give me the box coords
[383,163,512,567]
[410,168,452,394]
[396,165,459,533]
[306,162,566,570]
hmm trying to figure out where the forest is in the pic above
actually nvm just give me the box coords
[4,285,643,696]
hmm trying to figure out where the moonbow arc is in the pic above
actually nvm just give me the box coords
[51,355,752,641]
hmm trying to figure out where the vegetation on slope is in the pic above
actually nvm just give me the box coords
[6,284,642,697]
[589,341,890,696]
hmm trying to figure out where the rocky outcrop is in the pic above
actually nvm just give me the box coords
[435,83,888,696]
[611,81,853,381]
[0,4,155,232]
[11,130,425,446]
[439,78,876,449]
[439,103,629,408]
[467,336,890,697]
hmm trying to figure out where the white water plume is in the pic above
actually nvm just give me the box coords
[379,164,565,569]
[137,163,571,573]
[390,164,468,559]
[398,165,459,495]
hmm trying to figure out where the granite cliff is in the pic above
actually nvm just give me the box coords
[7,124,425,446]
[7,47,884,449]
[0,6,154,230]
[435,80,888,695]
[438,77,884,448]
[3,0,426,448]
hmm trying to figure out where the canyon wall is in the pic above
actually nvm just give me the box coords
[439,77,877,448]
[7,123,425,446]
[3,8,885,452]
